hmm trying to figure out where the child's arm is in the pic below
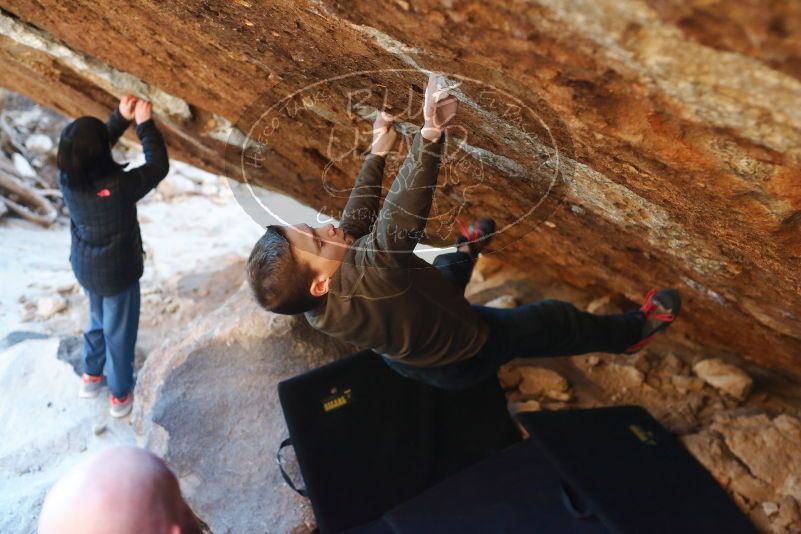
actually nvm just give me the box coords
[372,74,458,254]
[106,96,136,146]
[122,100,169,201]
[338,112,398,239]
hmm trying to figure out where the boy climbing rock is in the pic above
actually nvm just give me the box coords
[247,73,680,389]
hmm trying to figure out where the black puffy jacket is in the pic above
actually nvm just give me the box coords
[59,109,169,296]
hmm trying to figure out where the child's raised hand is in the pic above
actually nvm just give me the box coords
[371,111,398,156]
[422,73,458,142]
[134,100,153,125]
[118,95,138,121]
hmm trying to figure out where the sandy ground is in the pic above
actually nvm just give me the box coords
[0,338,136,532]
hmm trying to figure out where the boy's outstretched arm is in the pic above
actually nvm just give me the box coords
[338,112,398,239]
[106,95,136,146]
[373,74,458,255]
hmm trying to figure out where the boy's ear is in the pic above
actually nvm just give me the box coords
[310,276,331,297]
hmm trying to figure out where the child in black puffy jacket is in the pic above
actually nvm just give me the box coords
[58,95,169,417]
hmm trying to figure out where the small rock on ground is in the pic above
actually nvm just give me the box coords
[517,367,570,400]
[37,295,67,319]
[484,295,517,309]
[25,133,54,153]
[497,365,521,389]
[693,358,753,400]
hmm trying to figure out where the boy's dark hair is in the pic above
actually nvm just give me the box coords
[247,225,324,315]
[57,116,124,191]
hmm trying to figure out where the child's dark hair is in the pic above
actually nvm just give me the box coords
[57,116,123,191]
[247,225,324,315]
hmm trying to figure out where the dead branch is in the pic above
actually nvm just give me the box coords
[0,111,34,162]
[0,163,58,226]
[37,188,63,198]
[1,195,56,226]
[0,111,53,189]
[0,111,54,189]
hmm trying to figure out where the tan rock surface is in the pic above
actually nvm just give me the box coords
[680,413,801,532]
[694,358,755,400]
[0,0,798,378]
[517,366,571,400]
[712,414,801,501]
[497,364,522,390]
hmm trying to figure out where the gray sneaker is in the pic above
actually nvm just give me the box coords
[109,392,133,418]
[78,374,105,398]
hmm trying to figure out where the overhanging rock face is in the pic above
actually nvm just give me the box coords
[0,1,799,377]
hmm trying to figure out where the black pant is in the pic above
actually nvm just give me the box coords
[383,250,645,389]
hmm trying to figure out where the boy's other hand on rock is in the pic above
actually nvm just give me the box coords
[371,111,398,156]
[134,100,153,125]
[119,95,138,121]
[422,72,458,142]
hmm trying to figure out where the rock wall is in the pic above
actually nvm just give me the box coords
[0,1,799,378]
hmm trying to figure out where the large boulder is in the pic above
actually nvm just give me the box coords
[1,0,800,379]
[132,286,353,534]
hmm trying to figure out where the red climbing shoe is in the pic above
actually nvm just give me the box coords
[624,288,681,354]
[456,217,496,259]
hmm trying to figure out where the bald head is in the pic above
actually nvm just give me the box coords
[39,447,199,534]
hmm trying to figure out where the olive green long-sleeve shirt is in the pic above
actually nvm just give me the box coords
[304,133,489,367]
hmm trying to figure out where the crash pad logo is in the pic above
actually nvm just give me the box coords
[224,61,575,260]
[322,387,353,413]
[629,424,659,446]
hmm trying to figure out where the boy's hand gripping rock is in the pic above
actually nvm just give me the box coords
[371,111,398,156]
[421,72,459,142]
